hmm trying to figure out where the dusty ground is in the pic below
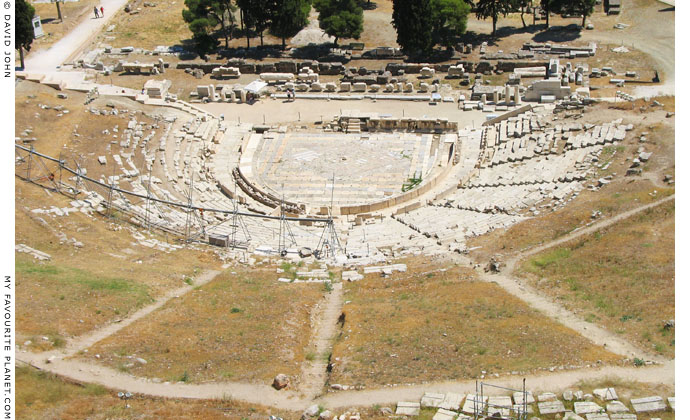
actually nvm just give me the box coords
[13,0,675,415]
[80,267,324,384]
[15,80,224,350]
[16,364,297,420]
[467,102,675,262]
[93,0,193,50]
[517,200,675,358]
[28,0,100,53]
[328,257,620,388]
[15,180,220,351]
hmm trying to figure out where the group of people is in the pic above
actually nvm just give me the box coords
[93,5,105,18]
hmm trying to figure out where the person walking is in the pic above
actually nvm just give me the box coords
[94,6,99,18]
[100,6,104,17]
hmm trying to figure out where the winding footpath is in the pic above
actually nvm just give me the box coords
[477,194,676,363]
[18,194,675,410]
[16,0,675,411]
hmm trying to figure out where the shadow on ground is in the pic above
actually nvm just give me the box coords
[532,24,584,43]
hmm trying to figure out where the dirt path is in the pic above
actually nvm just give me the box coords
[318,361,675,408]
[299,282,344,399]
[17,277,345,411]
[478,269,656,361]
[30,269,221,360]
[18,354,308,410]
[511,194,675,263]
[470,194,675,363]
[17,196,675,410]
[24,0,129,72]
[18,351,673,411]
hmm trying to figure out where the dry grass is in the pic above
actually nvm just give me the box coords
[15,80,90,158]
[517,200,675,358]
[81,267,323,384]
[16,252,151,350]
[15,81,222,349]
[636,118,675,176]
[329,258,620,388]
[467,177,674,263]
[16,364,296,420]
[467,103,675,264]
[15,182,220,350]
[94,0,193,49]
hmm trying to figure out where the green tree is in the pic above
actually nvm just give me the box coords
[243,0,276,46]
[540,0,558,28]
[314,0,363,46]
[560,0,596,27]
[236,0,253,47]
[270,0,311,49]
[183,0,220,53]
[512,0,530,28]
[430,0,470,49]
[218,0,238,48]
[53,0,63,22]
[16,0,35,69]
[392,0,433,56]
[474,0,512,35]
[183,0,237,52]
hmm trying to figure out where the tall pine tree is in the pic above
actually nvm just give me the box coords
[541,0,556,28]
[512,0,531,28]
[560,0,596,27]
[314,0,363,46]
[16,0,35,69]
[271,0,311,49]
[392,0,433,56]
[430,0,470,50]
[182,0,221,53]
[182,0,237,52]
[474,0,512,35]
[251,0,276,46]
[236,0,253,48]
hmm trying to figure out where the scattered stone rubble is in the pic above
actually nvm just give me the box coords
[15,244,51,261]
[17,69,639,266]
[381,388,672,420]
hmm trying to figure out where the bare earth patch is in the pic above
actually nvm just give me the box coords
[16,365,296,420]
[94,0,192,49]
[329,262,620,388]
[517,200,675,359]
[15,181,220,351]
[81,268,324,384]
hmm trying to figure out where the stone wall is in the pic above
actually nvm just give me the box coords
[176,60,344,76]
[232,167,304,214]
[359,117,458,133]
[495,60,549,72]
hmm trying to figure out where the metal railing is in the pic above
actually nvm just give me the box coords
[15,144,341,255]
